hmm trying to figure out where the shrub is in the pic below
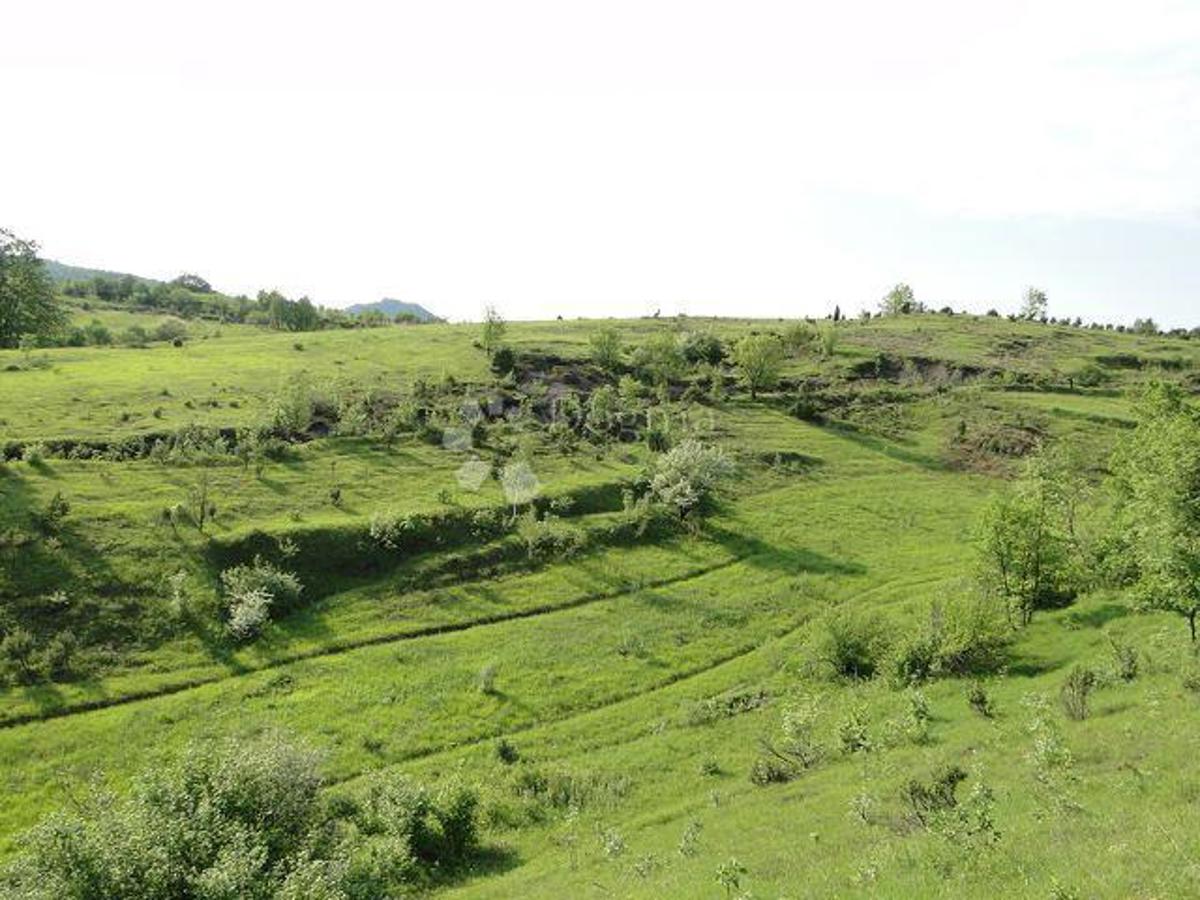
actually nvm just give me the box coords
[589,327,624,371]
[154,317,189,342]
[684,687,770,726]
[1108,636,1139,682]
[29,492,70,534]
[369,510,417,551]
[749,755,795,786]
[40,630,78,682]
[816,609,889,680]
[495,739,520,765]
[515,511,587,559]
[478,662,499,695]
[887,594,1011,685]
[648,440,735,518]
[220,557,303,641]
[967,681,994,718]
[781,321,815,356]
[1059,666,1096,720]
[0,627,39,685]
[491,345,516,375]
[681,330,725,365]
[837,704,872,754]
[752,694,823,785]
[1,733,326,899]
[902,764,967,828]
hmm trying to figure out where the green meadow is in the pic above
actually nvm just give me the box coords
[2,308,1200,897]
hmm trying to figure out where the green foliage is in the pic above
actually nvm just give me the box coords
[975,451,1079,626]
[515,511,587,559]
[220,557,303,641]
[680,330,725,365]
[887,594,1012,685]
[490,345,516,375]
[481,305,506,356]
[0,229,65,348]
[781,321,815,356]
[648,440,735,518]
[731,334,784,398]
[0,732,482,900]
[589,326,624,371]
[816,609,889,680]
[1021,286,1048,320]
[632,331,687,385]
[879,283,923,316]
[1059,665,1097,720]
[1110,383,1200,639]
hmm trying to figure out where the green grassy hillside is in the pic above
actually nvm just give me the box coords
[1,312,1198,897]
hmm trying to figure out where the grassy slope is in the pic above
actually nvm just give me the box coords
[1,315,1199,896]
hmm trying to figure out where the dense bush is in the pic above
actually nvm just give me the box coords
[0,734,482,899]
[220,556,303,640]
[515,511,587,559]
[815,609,889,680]
[888,594,1011,684]
[648,440,735,518]
[680,330,725,365]
[1059,666,1097,720]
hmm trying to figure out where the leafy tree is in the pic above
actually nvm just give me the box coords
[1020,286,1048,320]
[1111,383,1200,639]
[0,228,65,348]
[589,326,624,371]
[975,455,1076,626]
[879,283,922,316]
[1132,317,1159,336]
[731,334,784,398]
[481,305,506,356]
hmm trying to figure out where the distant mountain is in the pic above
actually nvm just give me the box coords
[344,298,441,322]
[42,259,159,285]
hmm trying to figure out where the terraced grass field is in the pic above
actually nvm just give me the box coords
[2,313,1199,897]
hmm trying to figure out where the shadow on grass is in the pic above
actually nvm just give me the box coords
[1064,603,1129,629]
[704,524,866,577]
[825,423,949,473]
[427,845,523,891]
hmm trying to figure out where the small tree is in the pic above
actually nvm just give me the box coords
[975,454,1076,626]
[481,305,506,356]
[1020,286,1048,320]
[731,334,784,398]
[879,283,922,316]
[1111,383,1200,640]
[0,229,65,348]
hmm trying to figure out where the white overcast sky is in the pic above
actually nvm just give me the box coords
[3,0,1199,325]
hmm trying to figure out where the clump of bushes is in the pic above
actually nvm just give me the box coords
[887,594,1011,686]
[648,440,735,519]
[220,556,303,640]
[369,509,420,551]
[683,687,770,726]
[750,695,824,785]
[0,733,483,898]
[814,609,889,680]
[0,621,80,686]
[515,511,587,560]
